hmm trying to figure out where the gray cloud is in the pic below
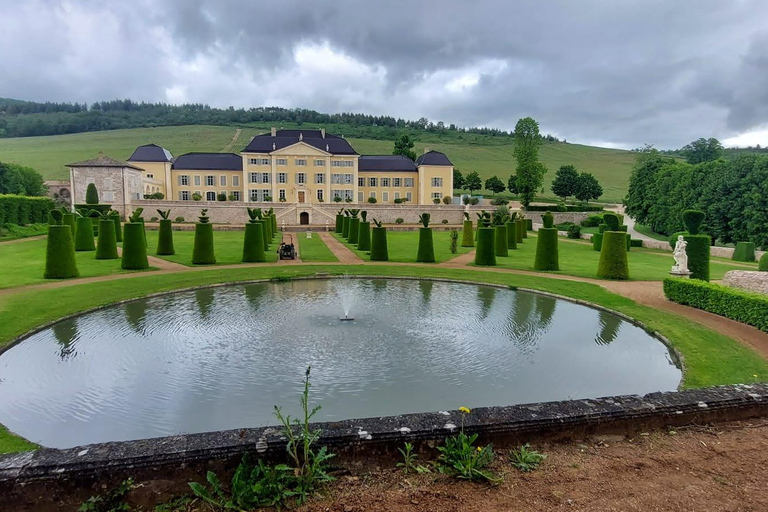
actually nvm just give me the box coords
[2,0,768,148]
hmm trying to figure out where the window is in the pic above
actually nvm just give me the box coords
[369,191,376,199]
[276,158,287,166]
[405,178,414,188]
[314,159,325,167]
[206,191,216,201]
[432,192,442,200]
[358,177,365,187]
[262,189,271,201]
[233,175,240,187]
[317,189,324,201]
[369,177,377,187]
[406,192,413,202]
[220,175,227,186]
[279,189,286,201]
[231,191,241,201]
[431,177,443,187]
[331,160,353,167]
[206,175,215,186]
[332,190,342,200]
[393,177,401,187]
[297,173,306,185]
[382,192,389,202]
[103,192,114,202]
[333,189,354,201]
[180,191,190,201]
[358,192,364,202]
[261,172,270,184]
[250,189,259,201]
[249,172,259,183]
[394,191,401,200]
[278,172,287,184]
[331,174,342,184]
[295,158,307,166]
[145,174,153,179]
[249,158,270,165]
[194,175,201,186]
[344,190,354,201]
[179,175,189,186]
[315,173,325,184]
[381,177,390,187]
[344,173,353,184]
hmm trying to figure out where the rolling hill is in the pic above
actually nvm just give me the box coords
[0,124,638,203]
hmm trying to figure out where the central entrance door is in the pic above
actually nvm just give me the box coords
[300,212,309,225]
[298,191,305,203]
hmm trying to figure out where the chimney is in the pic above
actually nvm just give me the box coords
[321,128,325,138]
[271,127,276,137]
[299,132,303,141]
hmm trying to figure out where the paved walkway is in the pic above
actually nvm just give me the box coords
[319,232,365,264]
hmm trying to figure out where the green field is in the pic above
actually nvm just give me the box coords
[334,230,473,263]
[0,124,638,202]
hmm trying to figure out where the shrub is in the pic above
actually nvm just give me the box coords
[515,218,524,244]
[394,198,404,204]
[542,211,554,228]
[461,219,474,247]
[449,230,459,254]
[732,242,756,262]
[63,212,76,238]
[333,196,343,203]
[416,227,435,263]
[474,227,496,266]
[525,204,603,212]
[534,227,559,270]
[597,231,629,279]
[433,197,441,204]
[242,222,266,262]
[174,216,185,223]
[494,224,508,257]
[556,202,568,212]
[335,211,344,233]
[157,219,175,256]
[44,218,79,279]
[121,222,148,269]
[668,230,687,249]
[602,212,620,231]
[567,224,581,239]
[95,219,119,260]
[510,444,546,472]
[370,224,388,261]
[192,209,216,264]
[759,252,768,271]
[685,234,711,281]
[341,215,350,237]
[85,183,99,205]
[443,196,452,205]
[217,193,227,201]
[74,216,95,251]
[0,195,54,225]
[682,209,705,234]
[357,220,371,251]
[270,211,278,237]
[149,216,158,222]
[108,212,122,243]
[663,278,768,333]
[470,197,480,205]
[581,214,603,227]
[462,196,471,205]
[348,217,360,243]
[395,218,404,224]
[367,197,378,203]
[259,219,271,251]
[506,221,518,250]
[592,232,603,251]
[630,239,643,248]
[491,197,508,206]
[192,193,202,201]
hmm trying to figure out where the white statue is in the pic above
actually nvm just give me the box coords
[672,235,689,273]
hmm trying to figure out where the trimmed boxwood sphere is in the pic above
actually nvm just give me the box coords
[74,217,95,251]
[474,227,496,266]
[506,221,517,250]
[95,219,119,260]
[534,227,560,270]
[592,232,603,251]
[335,214,344,233]
[192,223,216,265]
[461,220,474,247]
[759,252,768,271]
[684,234,711,281]
[111,215,122,243]
[348,218,360,244]
[121,222,148,270]
[357,221,371,251]
[370,227,389,261]
[732,242,756,262]
[242,222,266,262]
[416,227,436,263]
[341,216,350,237]
[156,219,175,256]
[494,225,508,257]
[44,225,79,279]
[597,231,629,280]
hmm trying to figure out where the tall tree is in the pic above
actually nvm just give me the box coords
[392,134,417,161]
[513,117,546,207]
[574,172,603,203]
[464,171,482,195]
[0,161,46,196]
[680,137,724,164]
[453,169,465,191]
[507,174,519,194]
[551,164,579,200]
[484,175,506,194]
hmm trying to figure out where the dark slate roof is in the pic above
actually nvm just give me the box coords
[242,129,357,155]
[172,153,243,171]
[67,154,143,171]
[416,150,453,166]
[358,155,417,172]
[127,144,173,162]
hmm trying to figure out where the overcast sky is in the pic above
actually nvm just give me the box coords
[2,0,768,149]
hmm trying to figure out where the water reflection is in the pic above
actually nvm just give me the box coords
[51,319,78,360]
[195,288,215,320]
[595,310,623,345]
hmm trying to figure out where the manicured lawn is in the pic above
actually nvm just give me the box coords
[634,223,669,241]
[481,234,757,281]
[145,229,278,265]
[0,237,153,289]
[0,223,48,242]
[298,233,337,262]
[334,230,472,263]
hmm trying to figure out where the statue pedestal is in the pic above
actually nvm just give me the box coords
[669,269,693,279]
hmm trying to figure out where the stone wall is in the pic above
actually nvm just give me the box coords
[723,270,768,295]
[641,238,766,260]
[71,167,143,216]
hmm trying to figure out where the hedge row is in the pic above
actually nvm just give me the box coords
[663,278,768,333]
[0,195,54,225]
[525,204,603,212]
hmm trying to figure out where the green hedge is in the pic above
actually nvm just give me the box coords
[494,225,508,257]
[597,231,629,279]
[121,222,148,270]
[44,225,79,279]
[157,219,175,256]
[592,232,603,251]
[416,227,435,263]
[0,195,54,225]
[505,221,517,250]
[370,227,389,261]
[534,227,560,270]
[663,278,768,333]
[515,219,524,243]
[95,220,119,260]
[341,216,350,238]
[759,253,768,271]
[348,218,360,244]
[630,239,643,248]
[357,221,371,251]
[461,220,474,247]
[684,234,711,281]
[242,222,266,262]
[525,204,603,212]
[474,227,496,266]
[732,242,756,262]
[192,223,216,264]
[335,214,344,233]
[74,217,95,251]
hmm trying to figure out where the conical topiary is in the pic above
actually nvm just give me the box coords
[74,212,95,251]
[156,209,175,256]
[347,209,360,243]
[495,224,508,257]
[534,211,559,271]
[521,214,529,238]
[85,183,99,205]
[62,211,76,238]
[335,209,344,233]
[370,219,388,261]
[128,208,147,247]
[475,227,496,266]
[243,208,266,262]
[192,209,216,265]
[416,213,435,263]
[357,211,370,250]
[341,213,350,238]
[269,209,277,238]
[110,211,122,243]
[121,222,148,270]
[506,221,517,250]
[461,212,474,247]
[681,209,710,281]
[759,252,768,271]
[95,218,119,260]
[515,218,524,243]
[259,219,270,251]
[44,211,79,279]
[596,213,628,280]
